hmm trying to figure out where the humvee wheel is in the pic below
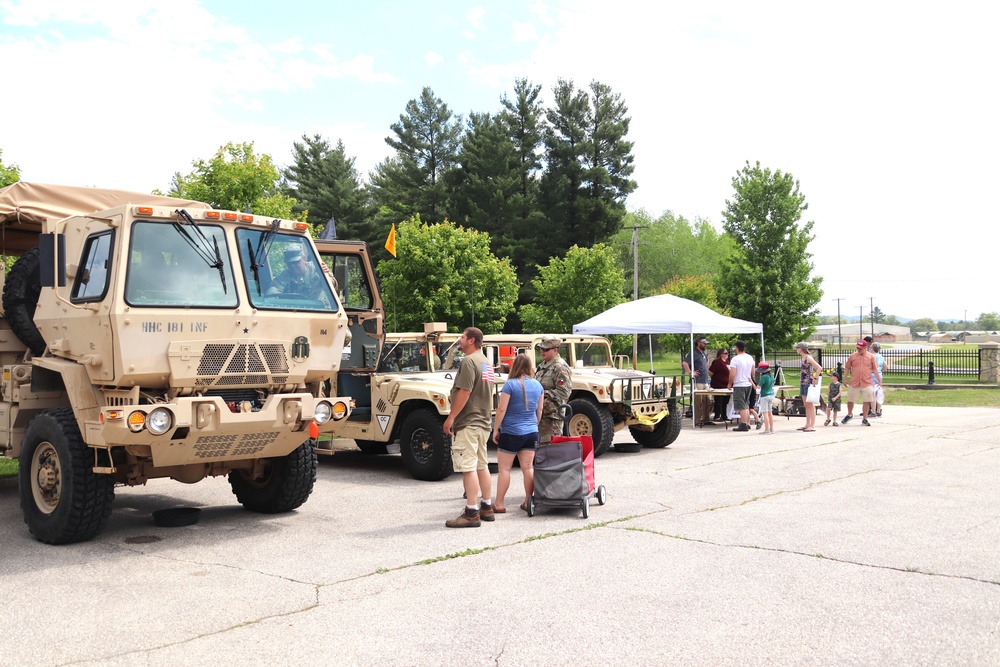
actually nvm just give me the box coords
[399,409,452,481]
[628,399,682,449]
[355,440,389,455]
[229,441,317,513]
[19,408,115,544]
[567,398,614,457]
[2,246,47,356]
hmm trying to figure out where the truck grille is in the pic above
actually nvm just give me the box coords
[193,432,278,458]
[194,343,289,387]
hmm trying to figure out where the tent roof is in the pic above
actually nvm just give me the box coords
[573,293,763,335]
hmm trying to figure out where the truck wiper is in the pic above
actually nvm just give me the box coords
[247,220,280,296]
[173,209,228,293]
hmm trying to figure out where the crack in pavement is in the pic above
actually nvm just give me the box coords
[620,525,1000,587]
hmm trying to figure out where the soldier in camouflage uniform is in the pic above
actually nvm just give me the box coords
[535,336,572,443]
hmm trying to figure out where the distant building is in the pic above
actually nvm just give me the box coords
[808,323,912,343]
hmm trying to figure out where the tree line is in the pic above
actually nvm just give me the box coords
[1,84,835,351]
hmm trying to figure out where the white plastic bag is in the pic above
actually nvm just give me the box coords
[805,377,822,404]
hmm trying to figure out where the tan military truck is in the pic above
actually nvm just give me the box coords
[484,334,682,455]
[0,182,355,544]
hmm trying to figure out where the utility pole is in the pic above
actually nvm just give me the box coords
[627,221,648,369]
[964,309,968,344]
[869,296,875,340]
[833,298,844,345]
[858,306,863,341]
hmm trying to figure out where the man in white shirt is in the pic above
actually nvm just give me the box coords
[727,339,756,432]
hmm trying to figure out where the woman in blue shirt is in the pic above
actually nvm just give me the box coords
[492,353,544,513]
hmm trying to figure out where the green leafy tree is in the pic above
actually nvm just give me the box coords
[370,87,462,224]
[169,142,299,218]
[872,306,886,324]
[282,134,373,243]
[882,314,900,326]
[520,244,625,334]
[1,149,21,187]
[613,210,734,298]
[716,161,822,353]
[909,317,937,334]
[975,311,1000,330]
[657,275,726,353]
[376,217,518,333]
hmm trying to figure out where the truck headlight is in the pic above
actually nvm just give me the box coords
[147,407,174,435]
[314,401,333,424]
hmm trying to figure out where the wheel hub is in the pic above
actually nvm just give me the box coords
[568,414,593,436]
[30,443,61,514]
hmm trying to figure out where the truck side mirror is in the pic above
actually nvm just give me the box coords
[39,233,67,288]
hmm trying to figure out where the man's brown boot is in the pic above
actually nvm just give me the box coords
[445,507,481,528]
[479,502,495,522]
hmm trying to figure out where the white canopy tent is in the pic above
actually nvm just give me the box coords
[573,294,765,428]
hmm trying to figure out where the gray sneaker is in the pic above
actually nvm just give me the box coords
[862,419,871,426]
[755,421,763,430]
[842,415,853,424]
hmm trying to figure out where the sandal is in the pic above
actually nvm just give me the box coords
[520,502,529,512]
[832,422,839,427]
[824,419,831,426]
[802,428,816,432]
[494,506,507,514]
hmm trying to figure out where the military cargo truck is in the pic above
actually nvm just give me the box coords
[0,182,355,544]
[484,333,682,455]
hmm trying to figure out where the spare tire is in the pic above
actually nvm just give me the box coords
[2,247,46,355]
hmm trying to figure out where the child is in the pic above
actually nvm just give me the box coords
[755,361,775,434]
[825,372,843,426]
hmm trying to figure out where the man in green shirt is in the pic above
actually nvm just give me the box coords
[443,327,496,527]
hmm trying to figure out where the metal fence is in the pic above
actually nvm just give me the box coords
[766,347,982,381]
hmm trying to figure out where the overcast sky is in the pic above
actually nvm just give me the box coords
[2,1,996,321]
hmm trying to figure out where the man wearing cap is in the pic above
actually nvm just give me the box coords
[267,245,325,298]
[842,340,881,426]
[683,337,711,425]
[535,336,571,444]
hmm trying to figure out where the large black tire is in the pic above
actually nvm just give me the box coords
[567,397,614,457]
[399,408,452,481]
[629,398,683,449]
[19,408,115,544]
[2,246,46,356]
[229,441,317,513]
[355,439,388,455]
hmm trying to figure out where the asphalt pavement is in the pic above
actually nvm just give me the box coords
[2,405,999,666]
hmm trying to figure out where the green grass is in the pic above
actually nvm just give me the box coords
[0,458,17,479]
[883,387,1000,408]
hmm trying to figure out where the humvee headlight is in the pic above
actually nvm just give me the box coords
[147,408,173,435]
[314,401,333,424]
[127,411,147,433]
[331,400,348,421]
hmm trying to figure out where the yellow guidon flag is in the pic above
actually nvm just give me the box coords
[384,223,397,257]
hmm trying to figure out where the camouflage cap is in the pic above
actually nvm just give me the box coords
[539,336,562,350]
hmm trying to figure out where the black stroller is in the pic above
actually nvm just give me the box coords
[527,405,607,518]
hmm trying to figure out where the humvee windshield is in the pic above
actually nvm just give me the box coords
[124,222,238,307]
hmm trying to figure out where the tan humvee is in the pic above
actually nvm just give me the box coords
[0,182,357,544]
[483,334,682,455]
[309,309,504,481]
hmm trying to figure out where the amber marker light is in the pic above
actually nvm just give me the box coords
[205,211,221,219]
[223,212,237,220]
[136,207,154,216]
[127,411,147,433]
[294,222,309,231]
[240,214,254,222]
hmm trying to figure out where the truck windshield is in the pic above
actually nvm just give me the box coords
[124,222,238,307]
[236,228,338,312]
